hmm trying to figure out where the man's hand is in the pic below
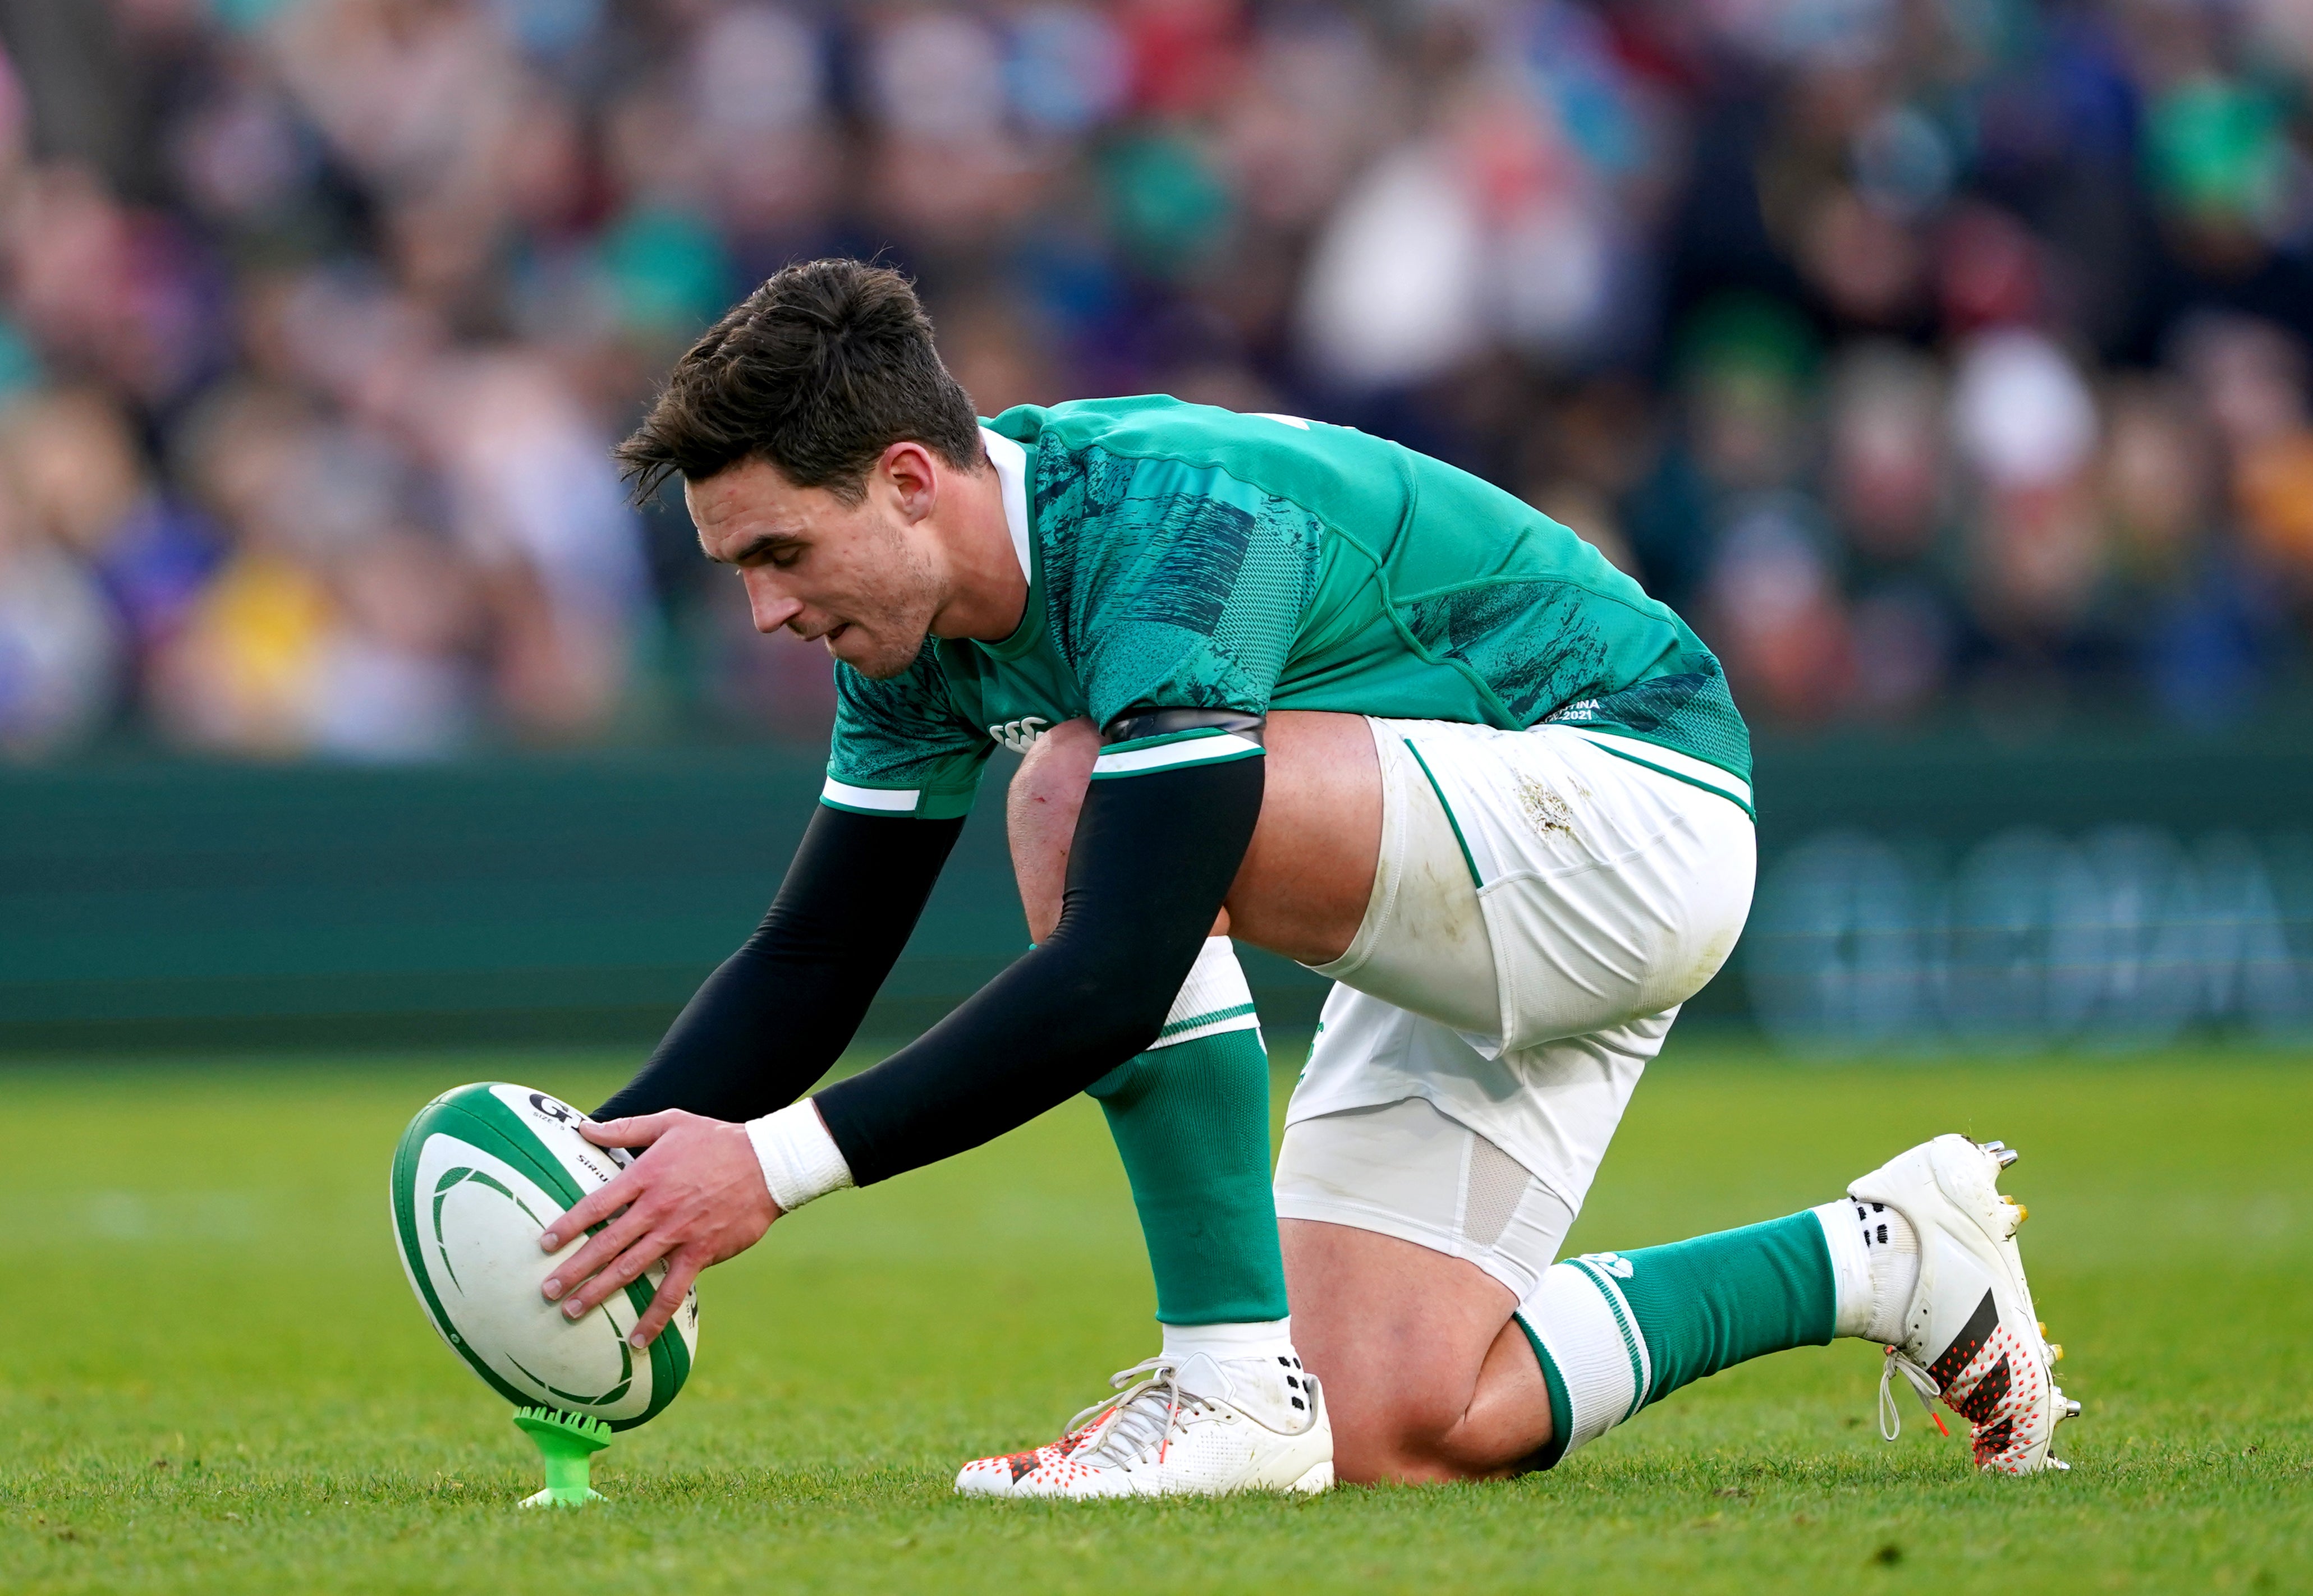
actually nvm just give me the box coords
[538,1110,779,1347]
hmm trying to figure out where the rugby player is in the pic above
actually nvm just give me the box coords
[537,259,2077,1494]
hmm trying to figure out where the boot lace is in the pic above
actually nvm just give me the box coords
[1061,1357,1217,1469]
[1878,1347,1947,1442]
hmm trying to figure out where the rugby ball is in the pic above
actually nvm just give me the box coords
[388,1083,699,1429]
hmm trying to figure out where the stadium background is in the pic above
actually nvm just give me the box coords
[1,0,2310,1056]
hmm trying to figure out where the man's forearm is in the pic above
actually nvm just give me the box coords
[593,806,965,1124]
[811,753,1264,1185]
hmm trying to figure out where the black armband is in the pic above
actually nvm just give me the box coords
[593,806,964,1125]
[813,748,1264,1185]
[1102,706,1267,746]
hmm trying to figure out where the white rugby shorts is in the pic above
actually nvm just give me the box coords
[1273,717,1755,1299]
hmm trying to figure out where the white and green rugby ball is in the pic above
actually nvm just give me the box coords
[389,1083,699,1430]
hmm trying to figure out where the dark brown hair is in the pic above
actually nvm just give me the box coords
[615,259,983,504]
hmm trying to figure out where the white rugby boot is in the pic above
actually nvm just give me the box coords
[1850,1134,2080,1473]
[1006,1351,1333,1499]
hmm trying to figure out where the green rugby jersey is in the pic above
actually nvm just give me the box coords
[820,397,1748,820]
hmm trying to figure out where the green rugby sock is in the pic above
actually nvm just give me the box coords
[1087,937,1287,1326]
[1515,1212,1839,1468]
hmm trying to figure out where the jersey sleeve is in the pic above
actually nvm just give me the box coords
[823,645,990,820]
[1037,450,1323,738]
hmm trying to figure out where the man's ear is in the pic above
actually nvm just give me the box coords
[879,441,939,522]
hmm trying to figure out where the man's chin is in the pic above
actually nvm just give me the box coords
[829,632,921,680]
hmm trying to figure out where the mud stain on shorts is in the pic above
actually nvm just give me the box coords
[1685,927,1735,996]
[1516,774,1577,841]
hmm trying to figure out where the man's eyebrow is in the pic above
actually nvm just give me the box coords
[715,531,802,566]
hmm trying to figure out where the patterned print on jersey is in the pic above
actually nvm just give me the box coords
[1543,662,1750,780]
[1399,580,1617,724]
[1403,579,1742,762]
[1036,447,1323,728]
[825,641,989,818]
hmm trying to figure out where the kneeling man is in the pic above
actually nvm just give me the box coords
[542,259,2077,1494]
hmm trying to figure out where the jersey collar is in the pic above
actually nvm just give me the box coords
[981,425,1032,583]
[976,425,1044,660]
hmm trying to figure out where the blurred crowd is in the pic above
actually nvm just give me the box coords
[0,0,2310,762]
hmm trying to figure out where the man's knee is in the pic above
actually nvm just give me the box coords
[1006,719,1098,941]
[1287,1220,1527,1483]
[1324,1365,1499,1484]
[1012,718,1099,802]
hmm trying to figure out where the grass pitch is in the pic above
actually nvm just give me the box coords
[1,1041,2306,1594]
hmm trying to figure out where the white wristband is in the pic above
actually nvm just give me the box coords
[745,1101,855,1214]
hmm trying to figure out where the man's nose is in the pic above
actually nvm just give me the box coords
[740,569,804,635]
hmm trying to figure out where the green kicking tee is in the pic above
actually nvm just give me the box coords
[819,396,1750,820]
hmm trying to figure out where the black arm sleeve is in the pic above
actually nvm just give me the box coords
[813,751,1264,1186]
[592,806,965,1124]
